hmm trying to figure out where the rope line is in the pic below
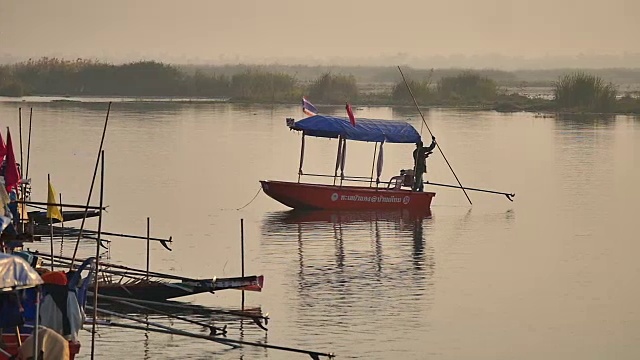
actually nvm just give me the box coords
[218,186,263,211]
[236,186,262,210]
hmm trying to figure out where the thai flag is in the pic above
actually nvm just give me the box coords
[302,96,318,116]
[346,103,356,127]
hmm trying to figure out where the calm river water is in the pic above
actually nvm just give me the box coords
[0,99,638,360]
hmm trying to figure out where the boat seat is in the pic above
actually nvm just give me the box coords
[387,169,415,189]
[387,176,404,189]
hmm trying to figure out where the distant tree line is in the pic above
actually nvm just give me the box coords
[0,58,638,114]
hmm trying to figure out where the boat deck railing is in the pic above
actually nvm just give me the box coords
[299,172,410,190]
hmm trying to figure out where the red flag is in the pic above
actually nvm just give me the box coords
[346,103,356,127]
[4,129,20,193]
[0,131,6,163]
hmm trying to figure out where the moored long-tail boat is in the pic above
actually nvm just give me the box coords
[27,209,101,225]
[36,252,264,302]
[95,275,264,301]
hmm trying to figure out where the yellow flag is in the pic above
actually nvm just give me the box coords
[47,181,63,222]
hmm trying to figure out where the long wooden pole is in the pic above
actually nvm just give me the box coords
[48,225,170,243]
[397,66,473,205]
[90,150,105,359]
[89,310,335,358]
[18,108,23,176]
[17,200,105,210]
[240,218,245,309]
[146,217,150,282]
[42,252,206,283]
[70,102,111,269]
[107,297,227,335]
[25,108,32,181]
[59,193,64,257]
[425,181,515,201]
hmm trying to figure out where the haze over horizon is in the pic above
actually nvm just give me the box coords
[2,0,639,70]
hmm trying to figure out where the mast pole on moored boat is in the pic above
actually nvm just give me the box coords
[70,102,111,269]
[90,150,105,360]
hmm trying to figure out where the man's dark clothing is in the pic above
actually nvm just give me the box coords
[412,139,436,191]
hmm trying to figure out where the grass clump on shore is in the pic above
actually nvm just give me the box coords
[437,71,498,102]
[390,71,497,105]
[391,78,433,104]
[308,73,359,103]
[230,69,298,102]
[553,72,617,113]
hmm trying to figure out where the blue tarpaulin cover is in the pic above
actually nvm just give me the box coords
[290,115,421,143]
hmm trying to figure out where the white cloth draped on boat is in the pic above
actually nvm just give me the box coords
[39,286,85,341]
[376,141,384,182]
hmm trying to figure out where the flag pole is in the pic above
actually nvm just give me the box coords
[25,108,33,182]
[60,193,64,257]
[48,174,54,271]
[18,108,24,233]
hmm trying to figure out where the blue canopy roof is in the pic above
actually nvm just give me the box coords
[289,115,421,143]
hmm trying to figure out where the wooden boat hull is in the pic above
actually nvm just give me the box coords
[28,210,101,225]
[260,180,435,211]
[95,275,264,301]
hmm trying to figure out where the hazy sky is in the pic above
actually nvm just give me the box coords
[1,0,639,67]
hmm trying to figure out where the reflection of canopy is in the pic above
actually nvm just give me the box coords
[0,253,43,291]
[290,115,421,143]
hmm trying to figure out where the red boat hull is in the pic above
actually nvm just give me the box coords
[260,180,435,210]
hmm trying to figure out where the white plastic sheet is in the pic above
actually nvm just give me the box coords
[0,253,43,292]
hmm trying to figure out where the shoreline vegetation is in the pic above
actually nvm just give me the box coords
[1,58,639,115]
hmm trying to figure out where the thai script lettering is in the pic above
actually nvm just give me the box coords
[339,194,403,203]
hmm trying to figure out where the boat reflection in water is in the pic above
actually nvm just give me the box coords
[264,208,434,271]
[260,208,436,356]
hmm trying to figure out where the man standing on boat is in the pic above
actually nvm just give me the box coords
[412,136,436,191]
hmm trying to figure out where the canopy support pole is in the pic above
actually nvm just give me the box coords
[297,134,305,183]
[369,142,378,187]
[333,136,342,186]
[339,138,347,186]
[376,141,384,186]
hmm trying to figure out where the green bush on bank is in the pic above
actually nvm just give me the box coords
[307,73,358,103]
[230,69,298,102]
[390,71,498,105]
[391,79,433,104]
[553,72,617,112]
[437,71,498,102]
